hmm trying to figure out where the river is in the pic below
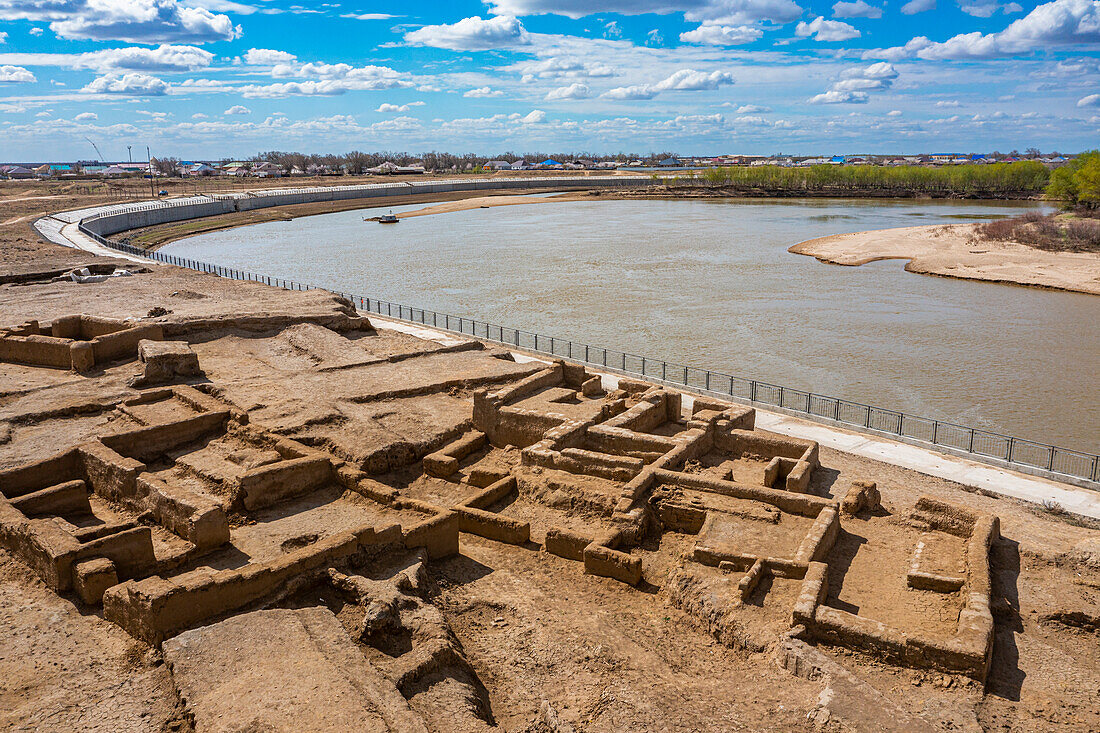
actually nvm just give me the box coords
[164,197,1099,454]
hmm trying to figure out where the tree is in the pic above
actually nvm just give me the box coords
[1046,150,1100,210]
[151,156,180,175]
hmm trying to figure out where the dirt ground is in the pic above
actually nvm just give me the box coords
[1,190,1099,732]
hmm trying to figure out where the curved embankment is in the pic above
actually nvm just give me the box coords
[790,223,1100,296]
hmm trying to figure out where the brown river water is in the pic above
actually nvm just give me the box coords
[165,197,1099,455]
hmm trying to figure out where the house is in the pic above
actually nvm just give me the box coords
[34,164,52,177]
[185,163,216,176]
[485,160,511,171]
[2,165,33,179]
[103,165,130,176]
[220,162,250,176]
[658,157,681,167]
[538,158,562,168]
[509,160,529,170]
[367,161,401,174]
[829,155,845,165]
[251,162,283,178]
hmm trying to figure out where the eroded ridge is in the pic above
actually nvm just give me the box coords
[0,311,1004,730]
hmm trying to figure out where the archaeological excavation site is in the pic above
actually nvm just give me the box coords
[2,222,1099,732]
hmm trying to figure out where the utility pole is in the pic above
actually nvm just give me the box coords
[147,146,154,199]
[128,145,132,164]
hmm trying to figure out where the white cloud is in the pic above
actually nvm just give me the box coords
[735,104,771,112]
[224,104,250,115]
[601,68,734,100]
[0,31,6,43]
[74,111,96,121]
[832,0,882,17]
[340,13,397,20]
[377,101,425,112]
[604,20,622,39]
[518,56,615,80]
[545,82,589,99]
[812,62,896,101]
[901,0,935,11]
[809,89,869,103]
[522,109,547,123]
[652,68,735,90]
[935,99,960,107]
[243,48,298,65]
[881,0,1100,60]
[0,0,242,44]
[403,15,531,50]
[646,28,665,46]
[82,72,169,95]
[887,109,902,115]
[29,27,44,36]
[74,44,213,72]
[679,23,763,45]
[734,114,767,124]
[0,64,35,83]
[191,112,207,118]
[464,86,504,97]
[484,0,803,25]
[958,0,1023,16]
[602,84,658,100]
[796,16,861,41]
[1079,93,1100,106]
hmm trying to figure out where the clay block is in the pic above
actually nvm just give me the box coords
[402,511,459,559]
[580,375,603,396]
[792,561,828,626]
[544,527,592,561]
[455,507,530,544]
[0,449,81,499]
[76,526,156,580]
[584,543,642,585]
[239,455,332,511]
[423,453,459,478]
[133,339,200,384]
[69,341,95,372]
[463,476,516,509]
[73,557,118,605]
[9,479,90,516]
[907,570,965,593]
[841,481,881,516]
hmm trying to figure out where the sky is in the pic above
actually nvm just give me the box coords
[0,0,1097,160]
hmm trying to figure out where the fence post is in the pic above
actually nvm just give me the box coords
[968,429,975,453]
[1047,446,1055,471]
[865,406,872,428]
[897,413,904,436]
[932,420,939,444]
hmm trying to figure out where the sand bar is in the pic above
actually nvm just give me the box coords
[790,222,1100,296]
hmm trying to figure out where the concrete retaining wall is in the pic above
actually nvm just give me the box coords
[80,176,650,239]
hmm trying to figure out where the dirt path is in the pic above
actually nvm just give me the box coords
[789,223,1100,296]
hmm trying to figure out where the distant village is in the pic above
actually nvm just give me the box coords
[0,151,1074,180]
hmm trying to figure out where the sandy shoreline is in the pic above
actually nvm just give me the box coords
[790,223,1100,296]
[397,192,587,217]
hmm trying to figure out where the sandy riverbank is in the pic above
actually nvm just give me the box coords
[398,192,589,217]
[790,223,1100,296]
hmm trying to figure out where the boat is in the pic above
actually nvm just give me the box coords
[379,211,399,224]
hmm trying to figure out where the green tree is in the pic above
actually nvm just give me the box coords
[1046,150,1100,210]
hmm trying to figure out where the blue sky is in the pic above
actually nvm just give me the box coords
[0,0,1097,160]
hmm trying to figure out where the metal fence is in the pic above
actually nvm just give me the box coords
[77,217,1100,489]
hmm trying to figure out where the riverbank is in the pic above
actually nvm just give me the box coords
[118,187,588,250]
[790,222,1100,296]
